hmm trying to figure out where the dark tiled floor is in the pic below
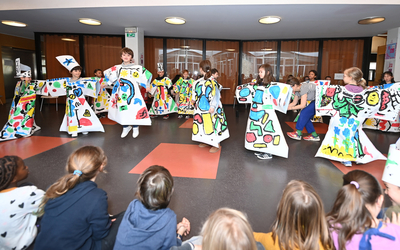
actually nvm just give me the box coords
[0,99,398,238]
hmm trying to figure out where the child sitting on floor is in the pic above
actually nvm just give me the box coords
[114,165,190,250]
[0,156,44,250]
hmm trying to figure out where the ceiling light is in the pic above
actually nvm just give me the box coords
[358,16,385,25]
[258,16,281,24]
[79,18,101,26]
[165,17,186,25]
[227,49,236,52]
[261,48,273,51]
[1,20,27,27]
[61,38,76,42]
[181,45,190,49]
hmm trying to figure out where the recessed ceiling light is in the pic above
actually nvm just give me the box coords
[358,16,385,25]
[79,18,101,26]
[61,38,76,42]
[258,16,281,24]
[261,48,273,51]
[1,20,27,27]
[165,17,186,25]
[181,45,190,49]
[227,49,236,52]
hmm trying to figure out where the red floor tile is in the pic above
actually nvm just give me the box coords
[179,118,193,128]
[329,157,387,188]
[0,136,76,159]
[286,122,328,134]
[100,117,117,125]
[129,143,220,179]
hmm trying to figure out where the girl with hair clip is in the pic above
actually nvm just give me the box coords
[254,180,333,250]
[171,207,265,250]
[192,60,229,153]
[35,146,121,250]
[173,70,194,119]
[327,170,400,250]
[236,63,292,160]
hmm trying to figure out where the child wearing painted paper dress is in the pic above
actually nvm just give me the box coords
[192,60,229,153]
[93,69,109,117]
[0,61,42,141]
[287,78,320,141]
[49,56,104,137]
[173,70,194,119]
[315,67,400,167]
[235,64,292,160]
[149,64,178,119]
[327,170,400,250]
[0,156,45,250]
[103,47,153,138]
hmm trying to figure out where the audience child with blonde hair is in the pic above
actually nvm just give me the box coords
[254,180,333,250]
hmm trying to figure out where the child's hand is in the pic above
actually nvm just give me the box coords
[177,217,190,236]
[146,87,150,92]
[209,107,215,113]
[386,212,400,226]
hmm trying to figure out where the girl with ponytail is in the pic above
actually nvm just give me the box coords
[35,146,116,250]
[192,60,229,153]
[327,170,400,250]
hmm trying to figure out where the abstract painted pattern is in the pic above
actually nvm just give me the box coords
[149,77,178,115]
[104,64,152,125]
[174,78,194,115]
[48,77,104,135]
[315,85,400,163]
[363,82,400,132]
[0,80,47,141]
[293,80,330,123]
[236,82,292,158]
[192,78,229,148]
[93,77,111,114]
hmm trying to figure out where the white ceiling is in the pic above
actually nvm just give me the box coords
[0,1,399,40]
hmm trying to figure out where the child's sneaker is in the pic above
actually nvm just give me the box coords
[287,131,301,140]
[121,126,132,138]
[163,115,169,120]
[254,152,263,156]
[342,161,352,167]
[150,115,157,119]
[132,127,139,138]
[185,115,190,119]
[303,134,320,141]
[256,153,272,160]
[178,115,183,119]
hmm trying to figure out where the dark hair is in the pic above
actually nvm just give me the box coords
[200,60,212,80]
[136,165,174,211]
[120,47,134,58]
[325,76,331,80]
[287,77,300,87]
[383,71,395,83]
[94,69,102,74]
[327,170,383,250]
[211,68,218,75]
[70,66,82,73]
[309,70,318,80]
[0,156,21,190]
[256,64,275,85]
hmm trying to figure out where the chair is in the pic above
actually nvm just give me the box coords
[40,96,58,111]
[0,95,3,105]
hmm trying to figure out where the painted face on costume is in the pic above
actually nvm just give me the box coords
[71,69,81,79]
[95,71,102,78]
[121,52,132,64]
[258,68,266,79]
[384,181,400,206]
[384,74,393,83]
[183,72,189,79]
[308,71,316,81]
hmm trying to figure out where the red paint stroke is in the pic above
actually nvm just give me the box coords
[13,121,20,128]
[26,119,34,128]
[52,89,57,92]
[79,98,85,105]
[79,118,92,126]
[263,134,273,143]
[363,146,373,158]
[193,114,203,124]
[246,132,256,143]
[14,115,23,120]
[136,107,149,119]
[273,99,277,106]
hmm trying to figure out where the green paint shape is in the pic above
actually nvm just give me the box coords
[88,83,93,90]
[121,93,128,101]
[7,127,14,133]
[15,107,21,116]
[145,69,152,79]
[264,120,275,133]
[250,121,262,136]
[53,81,61,88]
[262,104,273,110]
[96,103,101,107]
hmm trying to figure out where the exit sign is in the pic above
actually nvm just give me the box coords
[126,33,135,38]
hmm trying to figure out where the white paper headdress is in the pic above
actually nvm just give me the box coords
[14,58,31,78]
[56,55,80,72]
[382,143,400,187]
[157,63,164,72]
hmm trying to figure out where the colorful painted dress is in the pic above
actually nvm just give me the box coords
[93,77,111,114]
[149,76,178,115]
[104,63,152,125]
[47,77,104,135]
[192,77,229,148]
[173,77,194,115]
[315,85,400,163]
[0,80,47,141]
[236,82,292,158]
[363,82,400,132]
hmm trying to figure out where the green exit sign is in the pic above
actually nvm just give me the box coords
[127,33,135,37]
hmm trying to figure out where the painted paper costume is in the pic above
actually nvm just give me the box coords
[293,80,330,123]
[103,64,152,125]
[93,77,111,114]
[0,80,47,141]
[236,82,292,158]
[363,83,400,132]
[149,77,178,115]
[47,77,104,135]
[315,85,400,163]
[173,77,194,115]
[192,77,229,148]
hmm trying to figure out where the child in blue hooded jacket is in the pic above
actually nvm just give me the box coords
[114,165,190,250]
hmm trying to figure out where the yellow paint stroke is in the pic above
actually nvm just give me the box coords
[282,86,288,94]
[321,144,356,160]
[203,113,214,135]
[68,125,78,132]
[273,135,280,145]
[262,113,269,124]
[193,123,199,135]
[254,143,267,148]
